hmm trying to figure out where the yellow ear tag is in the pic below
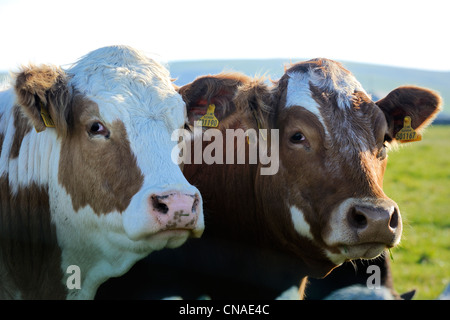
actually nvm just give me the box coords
[395,116,421,142]
[40,102,55,128]
[199,104,219,128]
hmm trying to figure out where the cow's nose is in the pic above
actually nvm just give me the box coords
[347,201,401,245]
[149,191,200,231]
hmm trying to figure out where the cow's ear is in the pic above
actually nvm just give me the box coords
[178,73,252,128]
[14,64,71,135]
[376,86,442,141]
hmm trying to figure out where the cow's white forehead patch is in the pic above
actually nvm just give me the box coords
[286,72,323,117]
[285,72,329,135]
[286,59,367,111]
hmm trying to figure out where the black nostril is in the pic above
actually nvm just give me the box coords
[151,195,169,214]
[389,208,399,229]
[348,207,368,229]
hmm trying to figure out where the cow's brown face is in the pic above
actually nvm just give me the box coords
[272,59,440,269]
[276,78,398,266]
[58,94,144,215]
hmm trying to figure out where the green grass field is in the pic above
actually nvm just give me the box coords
[383,125,450,300]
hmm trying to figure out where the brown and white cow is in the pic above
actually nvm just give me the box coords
[95,58,441,300]
[0,45,204,299]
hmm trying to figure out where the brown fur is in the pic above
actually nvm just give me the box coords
[0,113,3,156]
[0,177,66,299]
[0,133,4,157]
[14,64,71,136]
[10,105,32,159]
[58,95,144,215]
[376,86,442,139]
[275,89,389,249]
[179,72,271,132]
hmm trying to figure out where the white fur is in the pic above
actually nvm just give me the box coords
[0,90,17,177]
[0,88,57,192]
[290,205,314,240]
[276,285,301,300]
[324,284,396,300]
[438,283,450,300]
[292,59,367,110]
[285,72,328,135]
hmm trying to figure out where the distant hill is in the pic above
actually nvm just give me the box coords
[2,59,449,121]
[168,59,450,120]
[0,72,11,88]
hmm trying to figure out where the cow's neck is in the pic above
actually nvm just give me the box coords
[184,123,339,296]
[58,218,147,300]
[183,130,312,295]
[48,182,147,299]
[185,136,262,240]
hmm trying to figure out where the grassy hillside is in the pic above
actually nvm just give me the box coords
[0,72,11,87]
[383,125,450,299]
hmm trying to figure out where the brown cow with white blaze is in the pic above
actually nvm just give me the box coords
[0,45,204,299]
[96,58,441,299]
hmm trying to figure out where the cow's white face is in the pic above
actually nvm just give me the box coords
[10,45,204,298]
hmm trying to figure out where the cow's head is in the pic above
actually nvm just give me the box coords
[13,46,204,288]
[179,59,441,277]
[274,59,440,269]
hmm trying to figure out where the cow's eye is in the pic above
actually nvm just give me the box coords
[89,121,109,138]
[290,132,306,144]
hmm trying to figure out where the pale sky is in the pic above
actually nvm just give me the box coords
[0,0,449,72]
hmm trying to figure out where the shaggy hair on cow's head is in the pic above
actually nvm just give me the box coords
[14,65,72,136]
[178,72,273,133]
